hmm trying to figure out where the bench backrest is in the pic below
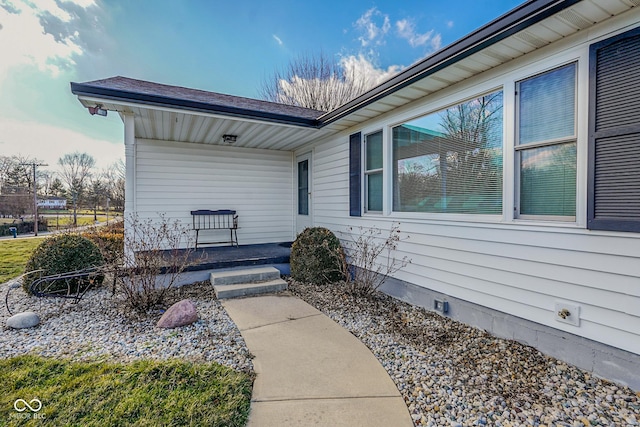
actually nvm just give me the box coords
[190,210,237,230]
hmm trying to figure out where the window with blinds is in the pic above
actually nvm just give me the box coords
[516,63,577,220]
[349,132,362,217]
[365,131,383,212]
[392,90,503,214]
[588,27,640,232]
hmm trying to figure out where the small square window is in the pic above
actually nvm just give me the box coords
[519,143,576,216]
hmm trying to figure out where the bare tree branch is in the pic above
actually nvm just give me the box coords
[260,52,392,111]
[58,152,96,226]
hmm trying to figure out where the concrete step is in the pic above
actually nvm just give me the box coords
[214,278,288,299]
[210,266,281,286]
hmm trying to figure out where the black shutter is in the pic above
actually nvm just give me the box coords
[349,132,362,217]
[588,27,640,232]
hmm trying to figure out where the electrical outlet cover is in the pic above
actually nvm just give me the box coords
[434,299,449,314]
[554,301,580,327]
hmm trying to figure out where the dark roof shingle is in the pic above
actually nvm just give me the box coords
[71,76,326,126]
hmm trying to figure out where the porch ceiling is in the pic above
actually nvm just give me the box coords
[75,96,335,150]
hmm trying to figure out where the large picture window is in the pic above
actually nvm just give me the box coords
[516,63,577,219]
[392,90,503,214]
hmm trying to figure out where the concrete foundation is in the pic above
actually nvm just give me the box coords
[379,277,640,391]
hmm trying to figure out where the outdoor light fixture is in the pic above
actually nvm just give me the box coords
[88,105,108,117]
[222,134,237,144]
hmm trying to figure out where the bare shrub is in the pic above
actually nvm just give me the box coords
[113,214,198,312]
[338,223,411,296]
[82,220,124,265]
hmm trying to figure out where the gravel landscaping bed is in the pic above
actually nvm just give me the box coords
[288,279,640,427]
[0,281,253,373]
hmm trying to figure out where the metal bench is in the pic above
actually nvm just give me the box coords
[190,209,238,249]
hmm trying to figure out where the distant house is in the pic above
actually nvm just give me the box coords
[71,0,640,389]
[37,197,67,210]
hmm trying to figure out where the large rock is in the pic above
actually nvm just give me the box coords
[156,299,198,328]
[6,311,40,329]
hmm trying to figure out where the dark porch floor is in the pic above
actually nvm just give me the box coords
[174,242,292,272]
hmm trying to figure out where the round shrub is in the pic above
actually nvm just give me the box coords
[290,227,345,285]
[23,234,105,295]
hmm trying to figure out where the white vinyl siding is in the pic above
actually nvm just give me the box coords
[311,162,640,355]
[304,14,640,357]
[135,139,294,245]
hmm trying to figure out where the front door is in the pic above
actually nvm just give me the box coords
[296,153,312,234]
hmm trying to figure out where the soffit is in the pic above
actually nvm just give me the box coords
[322,0,639,132]
[75,96,333,150]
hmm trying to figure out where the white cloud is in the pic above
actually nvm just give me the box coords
[0,0,116,173]
[340,54,402,88]
[31,0,71,21]
[354,7,390,47]
[431,33,442,52]
[0,0,94,80]
[396,19,440,50]
[0,117,123,172]
[447,20,454,29]
[274,54,402,111]
[272,34,283,46]
[61,0,96,8]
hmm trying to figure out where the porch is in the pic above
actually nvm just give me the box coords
[166,242,292,275]
[71,77,338,251]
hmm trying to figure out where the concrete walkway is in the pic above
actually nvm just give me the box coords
[222,294,413,427]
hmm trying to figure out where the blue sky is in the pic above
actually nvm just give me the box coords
[0,0,523,173]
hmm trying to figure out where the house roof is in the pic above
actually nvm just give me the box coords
[71,0,637,150]
[70,76,325,127]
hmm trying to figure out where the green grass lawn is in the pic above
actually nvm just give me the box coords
[0,237,45,283]
[0,238,253,427]
[1,215,112,229]
[43,215,108,229]
[0,355,252,426]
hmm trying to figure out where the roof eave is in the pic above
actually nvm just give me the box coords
[70,82,322,128]
[70,0,583,132]
[318,0,580,126]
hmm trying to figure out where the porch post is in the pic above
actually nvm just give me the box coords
[124,114,136,213]
[123,114,136,265]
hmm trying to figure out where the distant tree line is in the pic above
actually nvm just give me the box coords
[0,152,125,223]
